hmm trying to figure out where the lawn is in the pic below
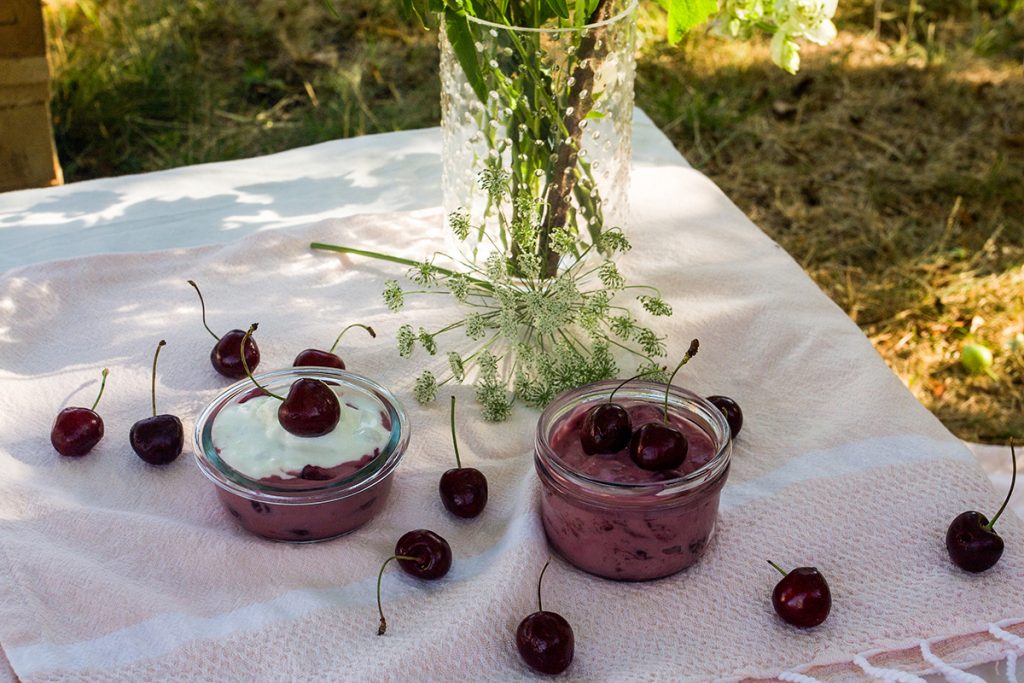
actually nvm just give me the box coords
[44,0,1024,442]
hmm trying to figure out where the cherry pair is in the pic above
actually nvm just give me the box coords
[580,340,701,471]
[375,532,573,676]
[189,280,375,377]
[768,441,1018,629]
[51,341,183,466]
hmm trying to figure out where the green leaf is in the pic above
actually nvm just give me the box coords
[542,0,571,19]
[444,8,488,103]
[657,0,719,43]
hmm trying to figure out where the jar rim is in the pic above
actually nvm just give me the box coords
[463,0,638,34]
[192,368,410,505]
[535,380,732,496]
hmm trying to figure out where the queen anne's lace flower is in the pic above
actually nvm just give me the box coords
[383,280,404,312]
[397,324,416,358]
[364,186,674,419]
[449,208,471,241]
[413,370,437,404]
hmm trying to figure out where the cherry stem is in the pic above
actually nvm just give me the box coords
[150,341,165,417]
[767,560,788,577]
[241,324,284,401]
[187,280,220,341]
[450,395,462,469]
[376,554,423,636]
[608,367,664,404]
[90,368,109,411]
[536,560,551,612]
[663,339,700,424]
[328,323,376,353]
[985,439,1017,531]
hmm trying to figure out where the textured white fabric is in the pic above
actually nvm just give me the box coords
[1,177,1023,680]
[919,641,987,683]
[852,655,928,683]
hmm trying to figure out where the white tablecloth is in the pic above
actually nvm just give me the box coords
[0,111,1019,681]
[2,110,1016,524]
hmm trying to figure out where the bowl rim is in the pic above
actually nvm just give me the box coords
[535,380,732,499]
[192,367,410,506]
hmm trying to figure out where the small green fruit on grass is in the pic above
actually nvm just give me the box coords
[960,343,994,376]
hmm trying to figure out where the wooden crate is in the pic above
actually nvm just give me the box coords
[0,0,63,192]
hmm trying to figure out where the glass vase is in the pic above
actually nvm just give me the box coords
[440,0,637,278]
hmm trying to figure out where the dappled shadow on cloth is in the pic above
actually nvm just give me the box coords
[0,136,443,274]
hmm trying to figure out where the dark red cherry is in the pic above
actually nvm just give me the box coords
[130,415,184,465]
[769,561,831,628]
[440,468,488,518]
[516,562,574,675]
[52,408,104,457]
[292,348,345,369]
[293,323,375,369]
[946,511,1004,572]
[946,440,1015,573]
[299,464,333,481]
[395,529,453,580]
[707,395,743,438]
[627,340,698,471]
[439,396,488,518]
[629,422,687,471]
[377,529,453,635]
[580,403,631,454]
[188,280,260,379]
[130,341,183,466]
[277,378,340,437]
[517,612,575,675]
[212,329,261,379]
[51,369,109,457]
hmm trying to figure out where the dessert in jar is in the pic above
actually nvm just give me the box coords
[534,381,731,580]
[193,368,409,542]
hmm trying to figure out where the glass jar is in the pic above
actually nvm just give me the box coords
[535,381,731,580]
[193,368,410,543]
[440,0,637,277]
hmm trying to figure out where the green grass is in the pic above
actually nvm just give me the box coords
[45,0,1024,442]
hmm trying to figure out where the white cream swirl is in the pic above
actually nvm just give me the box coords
[211,386,391,480]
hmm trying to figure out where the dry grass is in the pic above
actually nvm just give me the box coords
[636,8,1024,442]
[44,0,1024,441]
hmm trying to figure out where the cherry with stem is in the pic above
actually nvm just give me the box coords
[768,560,831,628]
[241,324,341,438]
[130,340,184,465]
[946,439,1017,573]
[516,561,575,675]
[439,395,488,518]
[293,323,376,369]
[375,529,452,635]
[188,280,260,379]
[51,368,110,457]
[629,339,699,471]
[580,369,661,456]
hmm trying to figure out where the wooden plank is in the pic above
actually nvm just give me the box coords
[0,0,47,60]
[0,56,50,87]
[0,80,49,110]
[0,0,62,190]
[0,102,64,191]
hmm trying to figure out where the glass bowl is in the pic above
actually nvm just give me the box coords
[535,380,731,580]
[193,368,410,542]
